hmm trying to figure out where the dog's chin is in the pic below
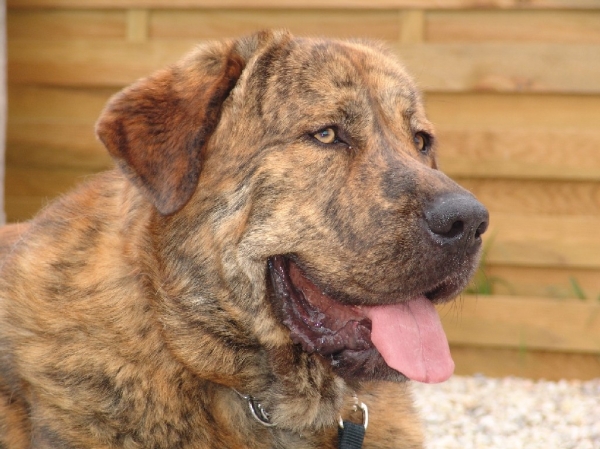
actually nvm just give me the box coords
[267,255,465,383]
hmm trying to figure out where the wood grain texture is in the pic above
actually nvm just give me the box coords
[5,166,93,198]
[5,3,600,380]
[9,39,600,93]
[8,40,195,87]
[428,92,600,180]
[7,85,115,171]
[427,10,600,43]
[394,43,600,93]
[438,130,600,181]
[5,197,53,223]
[439,295,600,354]
[450,346,600,380]
[5,165,97,222]
[8,85,115,122]
[150,9,400,40]
[127,9,150,43]
[399,9,424,44]
[7,0,600,9]
[486,215,600,269]
[480,265,600,299]
[7,123,112,170]
[456,179,600,216]
[7,10,126,39]
[426,93,600,129]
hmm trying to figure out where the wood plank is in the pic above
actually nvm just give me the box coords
[428,93,600,180]
[8,85,116,122]
[7,10,126,40]
[427,10,600,43]
[454,179,600,217]
[7,0,600,9]
[4,165,98,221]
[5,166,94,198]
[438,130,600,181]
[443,159,600,182]
[7,123,112,170]
[8,40,197,87]
[7,86,116,170]
[127,9,150,43]
[5,198,46,223]
[150,9,400,40]
[439,295,600,354]
[399,10,424,44]
[486,215,600,269]
[394,43,600,93]
[426,93,600,129]
[9,40,600,93]
[450,346,600,380]
[479,265,600,300]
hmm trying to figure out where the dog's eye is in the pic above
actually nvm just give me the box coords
[313,128,338,145]
[414,132,431,155]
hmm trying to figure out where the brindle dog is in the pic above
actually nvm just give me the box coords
[0,30,488,448]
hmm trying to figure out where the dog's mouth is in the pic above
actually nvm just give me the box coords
[268,255,456,384]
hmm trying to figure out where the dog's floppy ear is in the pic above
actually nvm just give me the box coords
[96,31,286,215]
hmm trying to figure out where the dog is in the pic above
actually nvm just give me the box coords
[0,30,488,448]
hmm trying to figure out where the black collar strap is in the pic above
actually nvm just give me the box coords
[338,421,366,449]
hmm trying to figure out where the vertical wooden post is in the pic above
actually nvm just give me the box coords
[399,9,425,44]
[127,9,150,43]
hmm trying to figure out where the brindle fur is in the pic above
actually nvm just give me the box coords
[0,30,480,448]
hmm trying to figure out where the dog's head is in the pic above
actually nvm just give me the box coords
[97,30,488,429]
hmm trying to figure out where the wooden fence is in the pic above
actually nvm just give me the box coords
[6,1,600,379]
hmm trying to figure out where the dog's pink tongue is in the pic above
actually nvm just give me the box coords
[363,296,454,383]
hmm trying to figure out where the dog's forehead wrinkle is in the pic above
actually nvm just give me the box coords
[268,41,364,104]
[241,37,296,122]
[243,39,421,149]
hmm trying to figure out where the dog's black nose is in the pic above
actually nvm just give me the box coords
[425,192,489,252]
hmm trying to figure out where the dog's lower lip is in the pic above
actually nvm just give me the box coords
[268,255,373,356]
[424,279,454,302]
[424,281,449,302]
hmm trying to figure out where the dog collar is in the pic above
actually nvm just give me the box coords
[338,396,368,449]
[233,389,368,449]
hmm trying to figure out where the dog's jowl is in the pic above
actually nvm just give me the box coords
[0,31,488,448]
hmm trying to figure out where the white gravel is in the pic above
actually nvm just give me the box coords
[412,375,600,449]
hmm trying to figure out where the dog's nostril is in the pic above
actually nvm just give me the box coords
[429,216,465,240]
[445,220,464,239]
[474,219,488,240]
